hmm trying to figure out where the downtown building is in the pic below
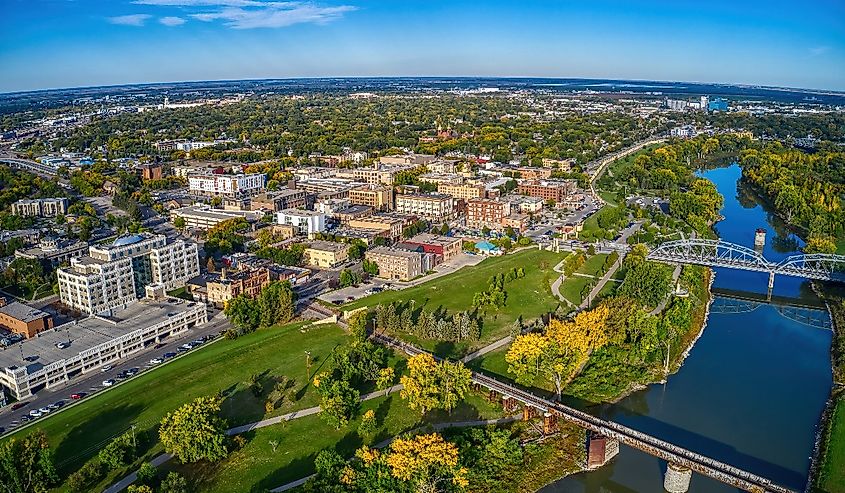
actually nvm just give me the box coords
[466,198,511,230]
[11,198,68,217]
[188,173,266,198]
[395,193,455,221]
[57,234,199,315]
[516,180,577,203]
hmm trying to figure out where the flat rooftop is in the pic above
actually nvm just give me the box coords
[0,302,50,323]
[0,298,202,374]
[306,240,348,252]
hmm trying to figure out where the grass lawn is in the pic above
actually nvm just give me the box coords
[559,276,591,305]
[817,396,845,493]
[343,249,567,359]
[165,391,505,493]
[576,253,609,277]
[3,322,351,485]
[167,286,193,300]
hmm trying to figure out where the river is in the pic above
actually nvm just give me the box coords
[541,164,834,492]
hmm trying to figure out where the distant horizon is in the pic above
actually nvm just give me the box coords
[3,75,844,98]
[2,1,843,94]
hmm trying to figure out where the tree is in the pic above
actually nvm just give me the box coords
[127,486,153,493]
[359,409,377,436]
[315,377,360,429]
[224,294,260,333]
[376,367,395,392]
[159,396,229,463]
[618,261,672,308]
[0,430,58,493]
[173,216,186,230]
[206,257,215,273]
[258,280,297,327]
[385,433,468,491]
[400,354,472,414]
[339,268,362,288]
[804,235,837,254]
[505,333,549,385]
[362,259,379,276]
[159,472,189,493]
[98,430,136,470]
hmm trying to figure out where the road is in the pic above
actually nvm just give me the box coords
[0,309,231,434]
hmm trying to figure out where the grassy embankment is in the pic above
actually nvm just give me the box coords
[813,284,845,493]
[343,248,568,359]
[4,322,351,491]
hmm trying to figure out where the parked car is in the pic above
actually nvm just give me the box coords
[70,393,86,400]
[11,402,27,410]
[101,365,113,373]
[163,352,176,359]
[49,401,65,409]
[55,342,68,349]
[102,379,115,387]
[29,410,42,417]
[38,407,50,414]
[149,357,163,365]
[126,367,139,376]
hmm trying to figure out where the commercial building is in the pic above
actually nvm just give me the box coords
[303,241,350,268]
[404,233,462,262]
[395,193,455,221]
[348,185,394,211]
[365,247,424,281]
[514,167,553,180]
[509,195,544,214]
[0,298,207,399]
[333,205,374,224]
[437,182,485,200]
[58,234,199,315]
[517,180,577,203]
[170,205,260,231]
[315,198,351,216]
[202,267,270,308]
[0,299,53,339]
[348,214,409,240]
[16,237,88,266]
[378,154,437,166]
[466,198,511,230]
[275,209,326,236]
[11,198,68,217]
[250,189,308,212]
[188,173,266,198]
[502,213,530,233]
[138,163,163,181]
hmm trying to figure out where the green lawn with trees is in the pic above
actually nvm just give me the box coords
[2,322,352,491]
[343,249,566,358]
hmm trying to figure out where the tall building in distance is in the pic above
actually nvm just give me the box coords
[188,173,266,198]
[11,198,68,217]
[58,234,199,315]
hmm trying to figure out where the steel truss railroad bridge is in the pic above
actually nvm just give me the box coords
[648,239,845,290]
[372,332,797,493]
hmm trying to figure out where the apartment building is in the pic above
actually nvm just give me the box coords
[204,267,270,308]
[334,205,374,224]
[404,233,462,262]
[508,195,544,214]
[58,234,199,315]
[502,213,530,233]
[514,167,553,180]
[275,209,326,236]
[466,198,511,230]
[365,247,423,281]
[188,173,266,198]
[378,154,437,166]
[0,299,53,339]
[170,205,259,231]
[348,214,408,240]
[303,241,350,268]
[139,163,164,180]
[16,236,88,266]
[437,182,485,200]
[250,189,307,212]
[348,185,394,211]
[516,180,577,203]
[11,198,68,217]
[395,193,455,221]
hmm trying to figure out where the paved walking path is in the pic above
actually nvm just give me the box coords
[105,384,404,493]
[578,255,624,310]
[461,335,513,363]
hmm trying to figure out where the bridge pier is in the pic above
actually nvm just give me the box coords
[522,405,537,421]
[501,396,518,413]
[664,463,692,493]
[586,432,620,469]
[767,271,775,301]
[543,412,558,434]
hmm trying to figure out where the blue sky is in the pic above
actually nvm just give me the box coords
[1,0,844,93]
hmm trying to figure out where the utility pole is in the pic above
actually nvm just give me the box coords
[304,350,312,380]
[130,424,137,449]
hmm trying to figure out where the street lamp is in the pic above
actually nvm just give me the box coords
[304,350,312,380]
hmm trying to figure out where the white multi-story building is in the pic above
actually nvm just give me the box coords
[276,209,326,236]
[58,234,199,315]
[395,193,455,221]
[188,173,266,198]
[11,198,68,217]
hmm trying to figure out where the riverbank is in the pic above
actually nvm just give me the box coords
[810,283,845,493]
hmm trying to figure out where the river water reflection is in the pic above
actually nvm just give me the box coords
[541,164,833,493]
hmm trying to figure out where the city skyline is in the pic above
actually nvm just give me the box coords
[2,0,844,93]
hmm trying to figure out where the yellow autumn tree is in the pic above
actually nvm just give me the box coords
[505,332,549,385]
[546,304,610,354]
[385,433,468,491]
[400,354,471,415]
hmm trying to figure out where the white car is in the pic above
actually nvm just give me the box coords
[29,410,42,417]
[149,358,163,365]
[102,379,115,387]
[101,365,113,373]
[55,342,68,349]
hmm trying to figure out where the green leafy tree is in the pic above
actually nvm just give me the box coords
[98,430,136,470]
[159,472,190,493]
[159,396,229,463]
[315,377,360,429]
[258,280,297,327]
[224,294,260,333]
[0,430,58,493]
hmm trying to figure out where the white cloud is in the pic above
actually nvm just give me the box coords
[107,14,153,26]
[159,16,187,26]
[131,1,355,29]
[809,46,830,56]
